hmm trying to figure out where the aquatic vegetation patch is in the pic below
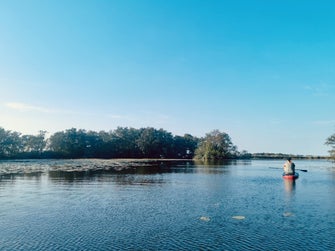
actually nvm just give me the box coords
[283,212,294,217]
[199,216,210,222]
[232,215,246,220]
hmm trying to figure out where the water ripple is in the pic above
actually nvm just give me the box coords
[1,159,334,250]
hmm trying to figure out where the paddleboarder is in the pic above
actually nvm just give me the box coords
[283,157,295,175]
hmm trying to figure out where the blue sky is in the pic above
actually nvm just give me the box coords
[1,0,335,155]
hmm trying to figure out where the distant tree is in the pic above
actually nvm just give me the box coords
[95,130,114,158]
[194,129,238,160]
[136,128,174,158]
[83,130,104,158]
[48,128,90,158]
[173,134,199,158]
[111,127,142,158]
[0,127,24,158]
[325,133,335,159]
[21,130,47,154]
[238,150,252,159]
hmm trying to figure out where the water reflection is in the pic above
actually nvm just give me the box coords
[0,159,240,184]
[283,179,296,194]
[0,172,43,183]
[192,159,252,175]
[283,179,296,212]
[193,159,251,166]
[47,171,166,186]
[194,166,231,175]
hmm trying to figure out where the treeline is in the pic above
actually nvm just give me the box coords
[252,153,326,160]
[0,127,248,160]
[0,127,199,159]
[3,126,331,160]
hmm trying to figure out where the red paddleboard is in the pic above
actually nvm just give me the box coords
[282,172,299,180]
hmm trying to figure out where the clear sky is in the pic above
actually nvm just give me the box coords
[1,0,334,155]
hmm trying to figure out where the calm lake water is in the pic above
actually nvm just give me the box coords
[0,159,334,250]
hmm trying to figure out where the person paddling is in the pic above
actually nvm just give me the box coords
[283,157,295,175]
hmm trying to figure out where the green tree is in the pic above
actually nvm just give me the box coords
[111,127,142,158]
[83,130,104,158]
[194,129,238,160]
[238,150,252,159]
[136,128,174,158]
[173,134,199,158]
[0,127,22,158]
[48,128,89,158]
[95,130,115,158]
[21,130,47,154]
[325,133,335,159]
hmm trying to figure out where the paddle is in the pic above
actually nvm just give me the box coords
[269,167,308,172]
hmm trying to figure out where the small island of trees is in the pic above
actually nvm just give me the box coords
[0,127,242,160]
